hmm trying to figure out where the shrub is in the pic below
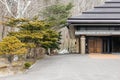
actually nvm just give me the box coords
[24,62,32,69]
[0,36,27,63]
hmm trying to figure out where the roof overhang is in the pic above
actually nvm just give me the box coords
[67,20,120,25]
[67,0,120,26]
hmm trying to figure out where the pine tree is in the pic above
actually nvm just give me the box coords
[41,2,73,30]
[0,36,27,63]
[2,17,61,56]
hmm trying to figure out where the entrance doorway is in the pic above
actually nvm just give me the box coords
[112,37,120,52]
[103,37,111,53]
[88,37,102,53]
[87,37,112,53]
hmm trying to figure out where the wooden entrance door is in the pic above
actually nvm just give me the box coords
[88,38,102,53]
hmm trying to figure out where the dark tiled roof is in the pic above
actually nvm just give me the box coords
[68,0,120,24]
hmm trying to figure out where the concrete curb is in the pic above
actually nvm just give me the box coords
[25,55,50,73]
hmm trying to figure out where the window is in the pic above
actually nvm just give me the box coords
[76,26,120,31]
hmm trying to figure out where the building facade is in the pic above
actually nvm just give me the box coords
[68,0,120,54]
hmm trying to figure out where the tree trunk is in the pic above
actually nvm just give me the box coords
[26,48,31,59]
[33,47,37,59]
[1,25,5,39]
[47,48,50,55]
[7,54,14,63]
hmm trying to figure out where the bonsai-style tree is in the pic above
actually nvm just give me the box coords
[0,36,27,63]
[2,17,61,56]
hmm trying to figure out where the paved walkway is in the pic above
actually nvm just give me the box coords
[0,54,120,80]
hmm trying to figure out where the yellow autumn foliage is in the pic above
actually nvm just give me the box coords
[0,36,27,55]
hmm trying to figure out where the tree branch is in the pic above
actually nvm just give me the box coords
[22,0,31,17]
[16,0,20,18]
[0,0,15,17]
[0,0,5,5]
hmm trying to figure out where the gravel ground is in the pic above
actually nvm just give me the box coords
[0,54,120,80]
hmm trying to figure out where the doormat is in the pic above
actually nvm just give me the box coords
[89,54,120,59]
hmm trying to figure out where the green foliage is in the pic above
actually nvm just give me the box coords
[2,17,29,27]
[3,17,61,52]
[41,30,61,49]
[24,62,32,69]
[41,2,73,30]
[7,18,50,47]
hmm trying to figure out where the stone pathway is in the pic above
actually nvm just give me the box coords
[0,54,120,80]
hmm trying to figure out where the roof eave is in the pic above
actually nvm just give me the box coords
[67,20,120,25]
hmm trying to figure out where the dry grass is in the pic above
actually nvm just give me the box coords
[0,60,26,76]
[0,54,45,77]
